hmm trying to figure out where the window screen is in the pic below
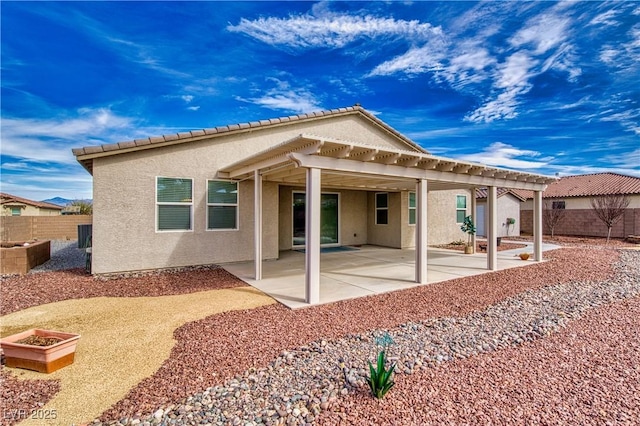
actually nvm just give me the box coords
[157,177,192,231]
[208,180,238,230]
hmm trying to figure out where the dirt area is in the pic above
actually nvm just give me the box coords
[0,287,274,426]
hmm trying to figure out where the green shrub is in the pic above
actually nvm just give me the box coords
[366,350,396,399]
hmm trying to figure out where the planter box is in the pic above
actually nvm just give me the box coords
[1,329,80,373]
[0,240,50,275]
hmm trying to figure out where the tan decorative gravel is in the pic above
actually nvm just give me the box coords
[0,287,274,426]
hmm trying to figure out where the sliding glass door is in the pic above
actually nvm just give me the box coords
[292,192,339,247]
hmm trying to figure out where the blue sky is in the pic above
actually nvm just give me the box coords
[1,1,639,201]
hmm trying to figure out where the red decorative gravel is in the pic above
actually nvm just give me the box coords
[0,370,61,426]
[98,247,619,421]
[318,294,640,425]
[0,246,628,424]
[0,267,244,316]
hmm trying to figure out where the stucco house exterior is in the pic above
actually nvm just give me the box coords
[475,188,526,237]
[518,173,640,238]
[73,105,554,304]
[0,193,63,216]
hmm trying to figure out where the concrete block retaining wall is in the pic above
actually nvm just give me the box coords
[521,208,640,238]
[1,240,51,274]
[0,216,92,241]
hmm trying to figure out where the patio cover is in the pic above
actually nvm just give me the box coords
[218,134,555,305]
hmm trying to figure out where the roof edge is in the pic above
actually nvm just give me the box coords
[72,105,427,174]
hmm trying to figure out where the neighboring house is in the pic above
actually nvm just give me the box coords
[73,105,554,304]
[517,173,640,238]
[0,193,63,216]
[475,188,526,237]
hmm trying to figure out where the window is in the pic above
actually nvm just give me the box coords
[156,177,193,231]
[375,192,388,225]
[552,201,566,210]
[456,195,467,223]
[207,180,238,230]
[408,192,416,225]
[10,207,21,216]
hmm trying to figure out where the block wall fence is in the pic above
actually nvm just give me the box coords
[520,208,640,238]
[0,215,92,241]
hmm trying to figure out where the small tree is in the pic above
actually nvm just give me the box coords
[460,215,476,247]
[543,200,566,238]
[590,193,630,243]
[70,200,93,215]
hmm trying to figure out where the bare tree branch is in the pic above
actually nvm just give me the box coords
[543,200,566,238]
[589,193,630,242]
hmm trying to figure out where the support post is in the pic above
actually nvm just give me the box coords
[533,190,543,261]
[254,170,262,280]
[415,179,428,284]
[470,187,477,251]
[487,186,498,270]
[305,168,321,304]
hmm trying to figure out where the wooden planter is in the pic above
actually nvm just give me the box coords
[464,245,474,254]
[1,329,80,373]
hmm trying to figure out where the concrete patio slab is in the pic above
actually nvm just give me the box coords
[224,242,560,309]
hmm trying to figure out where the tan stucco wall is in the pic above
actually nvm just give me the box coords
[367,191,402,248]
[1,204,61,216]
[521,194,640,210]
[91,114,420,274]
[278,186,368,250]
[477,194,522,237]
[424,190,472,245]
[92,149,280,274]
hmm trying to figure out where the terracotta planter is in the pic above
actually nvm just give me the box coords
[519,253,530,260]
[464,245,474,254]
[1,329,80,373]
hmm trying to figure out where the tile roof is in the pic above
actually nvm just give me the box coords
[0,192,64,210]
[72,104,427,174]
[475,187,527,202]
[512,173,640,199]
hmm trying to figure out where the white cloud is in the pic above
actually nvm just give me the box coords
[368,44,447,77]
[236,79,321,113]
[181,95,194,103]
[187,106,200,111]
[509,13,569,55]
[457,142,550,170]
[227,13,442,49]
[589,10,620,27]
[0,109,133,163]
[465,53,537,123]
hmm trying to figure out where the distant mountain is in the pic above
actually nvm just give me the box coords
[42,197,92,206]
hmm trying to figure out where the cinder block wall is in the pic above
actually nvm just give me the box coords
[0,240,51,274]
[521,208,639,238]
[0,216,92,241]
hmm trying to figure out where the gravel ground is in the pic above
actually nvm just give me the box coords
[88,247,618,423]
[29,240,86,273]
[88,249,639,425]
[1,245,634,425]
[510,235,638,248]
[0,266,245,316]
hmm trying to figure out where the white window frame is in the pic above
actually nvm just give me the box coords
[456,194,467,224]
[375,192,389,225]
[408,192,416,226]
[207,179,239,231]
[10,207,21,216]
[156,176,193,232]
